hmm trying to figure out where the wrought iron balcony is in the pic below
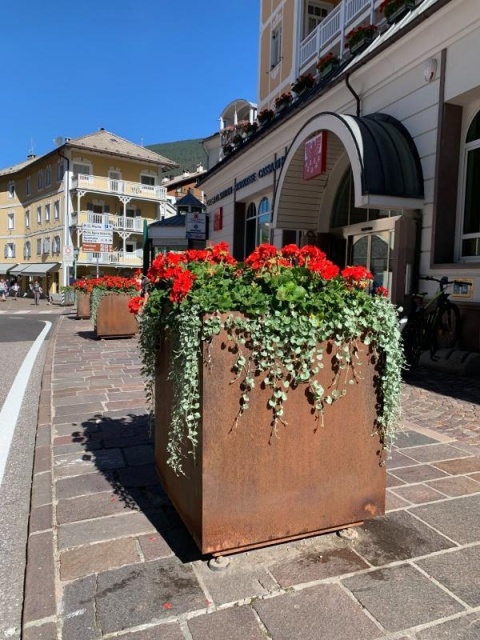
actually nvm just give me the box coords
[70,174,167,202]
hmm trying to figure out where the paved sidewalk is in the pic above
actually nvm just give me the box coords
[21,312,480,639]
[0,295,73,315]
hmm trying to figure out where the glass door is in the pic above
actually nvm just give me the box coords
[349,230,394,296]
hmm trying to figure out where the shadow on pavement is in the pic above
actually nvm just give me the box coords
[402,366,480,406]
[77,412,203,564]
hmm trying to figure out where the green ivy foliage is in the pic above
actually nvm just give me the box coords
[138,250,404,475]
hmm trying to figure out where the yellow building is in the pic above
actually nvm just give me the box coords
[0,129,177,296]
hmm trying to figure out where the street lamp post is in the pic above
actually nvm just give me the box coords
[73,247,79,282]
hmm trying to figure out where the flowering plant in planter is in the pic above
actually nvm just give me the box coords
[316,52,340,74]
[131,242,404,474]
[257,108,275,124]
[345,23,378,50]
[274,92,293,110]
[83,275,139,325]
[291,73,316,94]
[379,0,415,19]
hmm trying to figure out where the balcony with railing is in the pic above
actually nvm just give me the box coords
[77,249,143,267]
[70,174,167,202]
[71,211,146,233]
[298,0,393,73]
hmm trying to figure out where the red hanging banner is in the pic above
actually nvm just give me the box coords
[303,131,328,180]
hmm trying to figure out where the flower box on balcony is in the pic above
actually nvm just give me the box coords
[291,73,316,96]
[257,108,275,125]
[380,0,416,25]
[317,53,340,79]
[346,24,378,55]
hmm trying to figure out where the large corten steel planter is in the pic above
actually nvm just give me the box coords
[155,321,386,556]
[95,293,138,339]
[76,292,91,319]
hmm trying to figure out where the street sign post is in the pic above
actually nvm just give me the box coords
[63,245,74,265]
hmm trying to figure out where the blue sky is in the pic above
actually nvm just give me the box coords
[0,0,260,169]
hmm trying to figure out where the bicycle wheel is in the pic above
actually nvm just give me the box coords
[401,317,424,374]
[433,302,460,350]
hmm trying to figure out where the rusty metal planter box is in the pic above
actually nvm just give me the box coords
[95,293,138,339]
[155,321,386,556]
[76,292,91,319]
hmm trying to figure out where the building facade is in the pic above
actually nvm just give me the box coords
[0,129,176,295]
[200,0,480,351]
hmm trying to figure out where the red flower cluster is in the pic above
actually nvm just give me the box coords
[375,285,389,298]
[245,244,340,280]
[72,275,139,294]
[341,265,373,289]
[128,295,145,314]
[147,242,237,304]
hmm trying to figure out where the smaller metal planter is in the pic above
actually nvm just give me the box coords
[76,292,91,319]
[94,293,138,339]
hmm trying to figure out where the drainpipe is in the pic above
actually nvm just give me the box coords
[58,148,71,287]
[345,73,361,118]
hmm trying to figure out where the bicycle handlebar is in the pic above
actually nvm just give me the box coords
[419,275,471,288]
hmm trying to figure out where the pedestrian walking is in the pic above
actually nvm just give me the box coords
[11,281,19,300]
[32,280,42,305]
[0,278,7,302]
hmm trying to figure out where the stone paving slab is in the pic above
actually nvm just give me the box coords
[414,613,480,639]
[416,546,480,607]
[253,584,383,640]
[94,558,207,634]
[187,606,266,640]
[411,494,480,544]
[342,564,465,632]
[350,510,455,567]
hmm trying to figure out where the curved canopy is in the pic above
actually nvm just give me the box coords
[273,112,424,230]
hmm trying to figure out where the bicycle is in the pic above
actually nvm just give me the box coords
[401,276,471,373]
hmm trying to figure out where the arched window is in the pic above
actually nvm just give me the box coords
[461,110,480,258]
[244,198,271,258]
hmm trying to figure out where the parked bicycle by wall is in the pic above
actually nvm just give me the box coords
[401,276,471,374]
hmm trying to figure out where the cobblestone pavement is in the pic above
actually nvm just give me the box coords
[20,312,480,640]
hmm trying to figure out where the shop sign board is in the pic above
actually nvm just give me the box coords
[186,212,207,240]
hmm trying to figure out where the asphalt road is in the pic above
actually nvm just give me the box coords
[0,313,56,639]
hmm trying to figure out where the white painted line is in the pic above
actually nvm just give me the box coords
[0,321,52,486]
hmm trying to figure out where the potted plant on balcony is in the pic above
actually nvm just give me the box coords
[222,142,234,156]
[316,52,340,78]
[239,121,258,138]
[90,275,140,339]
[274,91,294,112]
[257,108,275,125]
[346,24,378,55]
[379,0,416,24]
[131,242,404,555]
[291,72,316,95]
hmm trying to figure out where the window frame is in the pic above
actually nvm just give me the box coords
[36,239,42,256]
[37,206,42,224]
[459,110,480,261]
[24,241,31,259]
[5,242,16,259]
[54,200,60,220]
[270,22,283,69]
[8,212,15,230]
[45,203,51,222]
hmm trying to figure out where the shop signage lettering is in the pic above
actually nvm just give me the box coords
[206,155,286,206]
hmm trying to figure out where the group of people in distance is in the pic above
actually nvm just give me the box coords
[0,278,45,304]
[0,277,19,301]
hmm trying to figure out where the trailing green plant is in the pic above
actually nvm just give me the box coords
[130,243,404,474]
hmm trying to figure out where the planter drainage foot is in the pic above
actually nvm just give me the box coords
[337,527,360,540]
[208,556,230,572]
